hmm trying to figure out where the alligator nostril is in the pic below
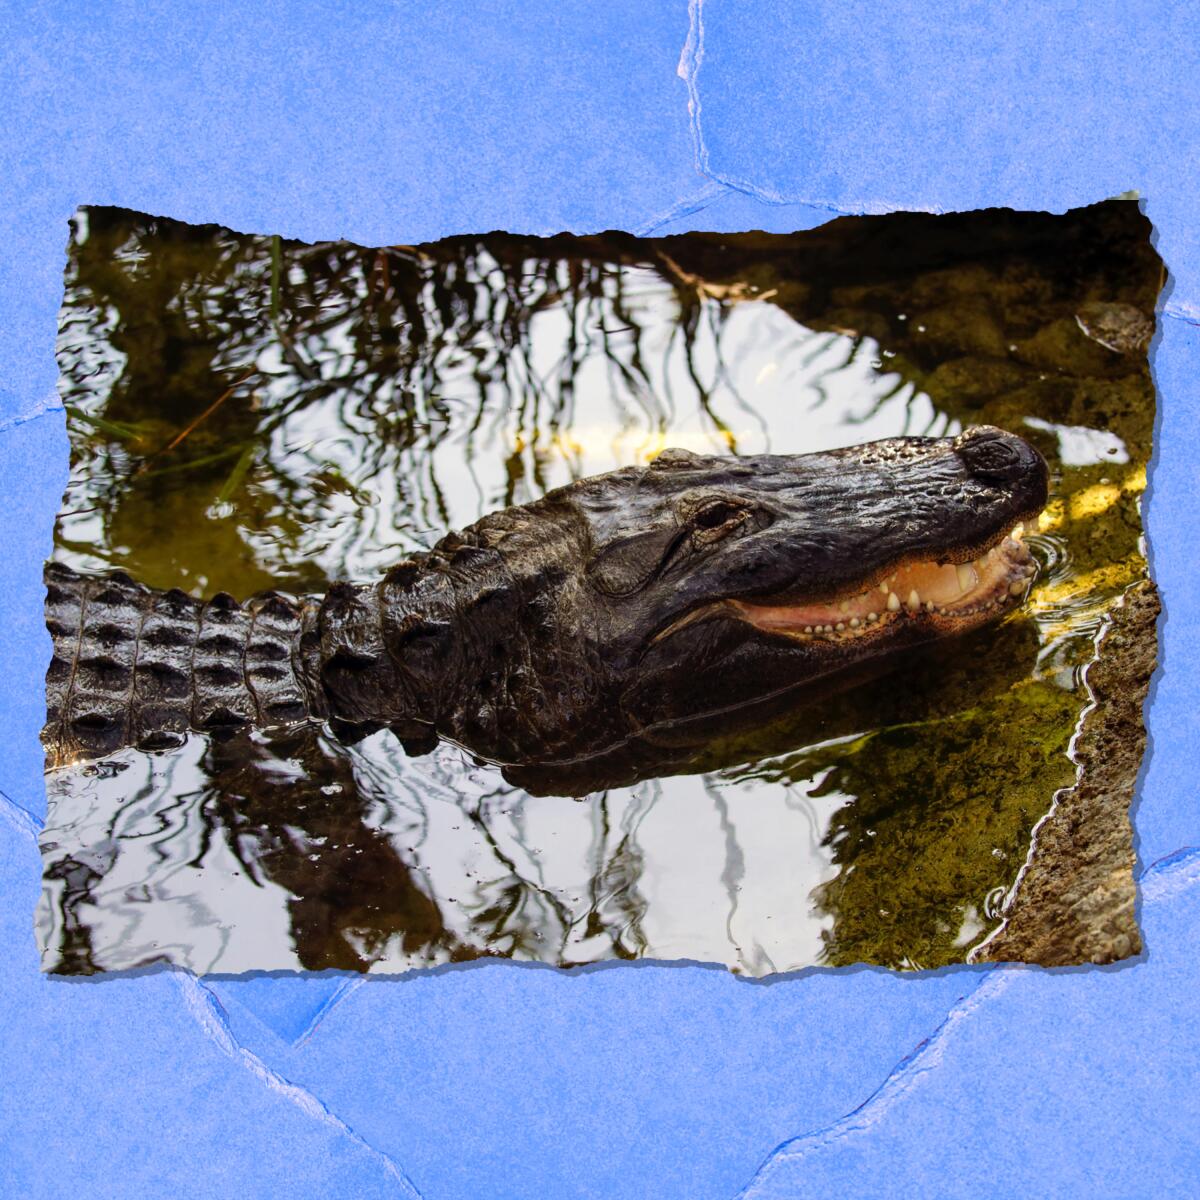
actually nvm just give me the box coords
[957,429,1029,483]
[650,446,704,470]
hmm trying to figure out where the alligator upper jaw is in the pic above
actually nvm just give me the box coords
[658,522,1039,645]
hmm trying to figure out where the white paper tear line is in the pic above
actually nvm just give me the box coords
[732,847,1200,1199]
[175,972,425,1200]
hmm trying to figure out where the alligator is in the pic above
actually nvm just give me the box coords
[43,425,1048,792]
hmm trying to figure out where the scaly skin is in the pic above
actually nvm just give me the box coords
[43,426,1048,791]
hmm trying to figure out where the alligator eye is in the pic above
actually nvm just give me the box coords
[693,500,744,530]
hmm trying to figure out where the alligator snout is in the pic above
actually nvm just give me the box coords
[955,425,1047,487]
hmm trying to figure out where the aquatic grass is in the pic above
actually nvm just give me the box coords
[212,444,257,511]
[64,404,142,441]
[139,445,245,478]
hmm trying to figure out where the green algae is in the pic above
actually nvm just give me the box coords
[810,680,1081,968]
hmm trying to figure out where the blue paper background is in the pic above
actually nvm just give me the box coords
[2,3,1198,1195]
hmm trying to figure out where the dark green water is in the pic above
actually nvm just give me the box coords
[39,202,1158,974]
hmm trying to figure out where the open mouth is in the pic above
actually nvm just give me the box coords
[736,524,1037,640]
[659,522,1039,645]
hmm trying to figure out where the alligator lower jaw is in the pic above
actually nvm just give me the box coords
[731,526,1038,642]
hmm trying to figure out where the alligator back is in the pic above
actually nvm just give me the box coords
[43,563,318,769]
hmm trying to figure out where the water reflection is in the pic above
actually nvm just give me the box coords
[42,202,1159,972]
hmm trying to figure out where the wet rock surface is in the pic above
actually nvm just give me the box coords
[978,579,1159,966]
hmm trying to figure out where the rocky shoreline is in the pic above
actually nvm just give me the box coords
[977,579,1159,966]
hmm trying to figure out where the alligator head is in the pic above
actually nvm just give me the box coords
[366,424,1047,785]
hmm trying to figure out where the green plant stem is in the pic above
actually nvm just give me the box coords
[139,445,244,478]
[215,444,257,505]
[64,404,141,440]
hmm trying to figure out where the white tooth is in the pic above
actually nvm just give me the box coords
[804,626,813,633]
[867,611,878,622]
[879,581,889,595]
[1012,523,1024,539]
[925,601,935,612]
[1009,580,1026,596]
[835,622,845,631]
[839,600,850,614]
[887,592,901,612]
[906,589,920,611]
[956,564,975,592]
[823,624,834,632]
[850,617,861,628]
